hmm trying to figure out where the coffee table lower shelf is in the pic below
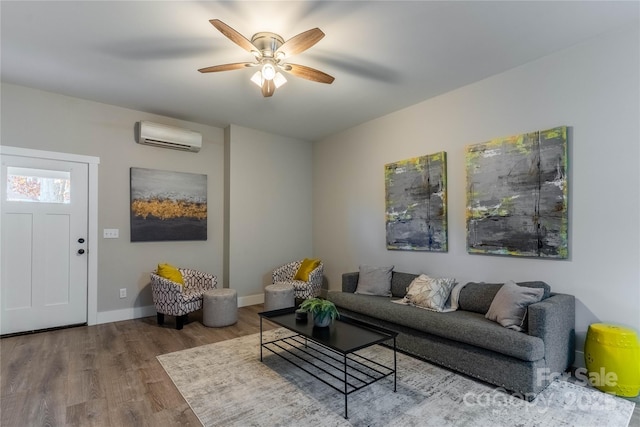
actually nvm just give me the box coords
[260,324,397,419]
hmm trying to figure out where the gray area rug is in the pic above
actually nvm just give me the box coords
[157,329,635,427]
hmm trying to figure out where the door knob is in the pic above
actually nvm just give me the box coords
[77,249,85,255]
[78,238,85,243]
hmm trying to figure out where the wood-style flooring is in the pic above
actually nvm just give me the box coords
[2,305,638,426]
[1,305,277,426]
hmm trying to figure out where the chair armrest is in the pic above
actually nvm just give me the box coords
[180,268,217,292]
[307,263,324,297]
[342,272,359,293]
[272,261,301,283]
[151,273,183,302]
[527,293,575,376]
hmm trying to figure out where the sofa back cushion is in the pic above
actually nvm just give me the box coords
[458,281,551,314]
[391,272,419,298]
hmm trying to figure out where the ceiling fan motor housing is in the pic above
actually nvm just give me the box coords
[251,32,284,58]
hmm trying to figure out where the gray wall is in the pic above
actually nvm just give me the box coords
[312,24,640,361]
[1,83,225,319]
[0,84,316,318]
[225,124,313,303]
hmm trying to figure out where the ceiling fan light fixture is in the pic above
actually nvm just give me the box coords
[273,72,287,88]
[250,71,263,87]
[251,70,287,90]
[261,62,276,80]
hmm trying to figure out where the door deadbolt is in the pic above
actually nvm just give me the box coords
[78,238,85,243]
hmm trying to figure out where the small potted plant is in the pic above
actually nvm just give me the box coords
[299,298,339,328]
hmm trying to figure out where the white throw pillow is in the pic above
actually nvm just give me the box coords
[404,274,457,312]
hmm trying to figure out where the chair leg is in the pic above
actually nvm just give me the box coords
[176,314,186,330]
[157,312,165,325]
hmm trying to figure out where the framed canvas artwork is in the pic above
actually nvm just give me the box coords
[466,126,568,258]
[130,167,207,242]
[385,152,447,252]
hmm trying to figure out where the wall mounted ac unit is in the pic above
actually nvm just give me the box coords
[136,121,202,152]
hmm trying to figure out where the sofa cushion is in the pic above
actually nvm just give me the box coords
[327,291,545,362]
[486,281,545,331]
[458,281,551,314]
[355,265,393,296]
[390,271,420,297]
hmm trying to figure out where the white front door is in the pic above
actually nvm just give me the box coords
[1,154,88,334]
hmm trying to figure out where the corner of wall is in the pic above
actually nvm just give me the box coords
[223,126,231,289]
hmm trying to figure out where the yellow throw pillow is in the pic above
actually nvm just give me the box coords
[157,263,184,285]
[294,258,321,281]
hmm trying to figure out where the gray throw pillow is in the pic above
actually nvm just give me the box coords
[355,265,393,296]
[485,280,544,331]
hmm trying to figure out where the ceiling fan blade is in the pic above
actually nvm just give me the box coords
[261,79,275,97]
[276,28,325,58]
[283,64,335,84]
[198,62,253,73]
[209,19,257,53]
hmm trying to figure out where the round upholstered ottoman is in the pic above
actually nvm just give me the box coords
[203,288,238,327]
[264,283,295,311]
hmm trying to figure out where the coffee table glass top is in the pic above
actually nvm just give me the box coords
[260,307,397,354]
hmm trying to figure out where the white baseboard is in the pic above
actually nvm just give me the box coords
[95,293,265,325]
[239,293,264,307]
[96,305,156,324]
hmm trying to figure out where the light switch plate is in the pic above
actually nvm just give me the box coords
[104,228,119,239]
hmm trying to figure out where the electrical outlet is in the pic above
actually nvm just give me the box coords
[119,288,127,298]
[104,228,119,239]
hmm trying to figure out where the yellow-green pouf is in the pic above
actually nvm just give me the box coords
[585,323,640,397]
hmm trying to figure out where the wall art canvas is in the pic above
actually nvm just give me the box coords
[385,152,447,251]
[130,167,207,242]
[466,126,568,258]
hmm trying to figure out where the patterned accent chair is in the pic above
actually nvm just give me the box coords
[151,268,217,330]
[272,260,324,301]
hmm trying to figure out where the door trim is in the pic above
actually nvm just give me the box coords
[0,146,100,326]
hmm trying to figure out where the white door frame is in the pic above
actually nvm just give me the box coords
[0,146,99,326]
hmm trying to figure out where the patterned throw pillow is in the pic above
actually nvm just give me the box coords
[404,274,457,311]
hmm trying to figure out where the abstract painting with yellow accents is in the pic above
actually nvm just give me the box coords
[466,126,568,258]
[130,167,207,242]
[385,152,447,252]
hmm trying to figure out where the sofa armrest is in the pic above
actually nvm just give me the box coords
[527,293,575,377]
[342,272,359,293]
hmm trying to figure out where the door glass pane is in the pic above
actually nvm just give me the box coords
[6,167,71,203]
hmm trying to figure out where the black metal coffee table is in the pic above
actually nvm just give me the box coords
[259,307,397,419]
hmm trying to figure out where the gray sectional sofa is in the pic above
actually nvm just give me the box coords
[326,271,575,399]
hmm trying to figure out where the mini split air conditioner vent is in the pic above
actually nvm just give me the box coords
[136,121,202,152]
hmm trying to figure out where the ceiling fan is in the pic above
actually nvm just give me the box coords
[199,19,335,97]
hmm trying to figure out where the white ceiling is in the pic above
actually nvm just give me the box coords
[2,1,638,141]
